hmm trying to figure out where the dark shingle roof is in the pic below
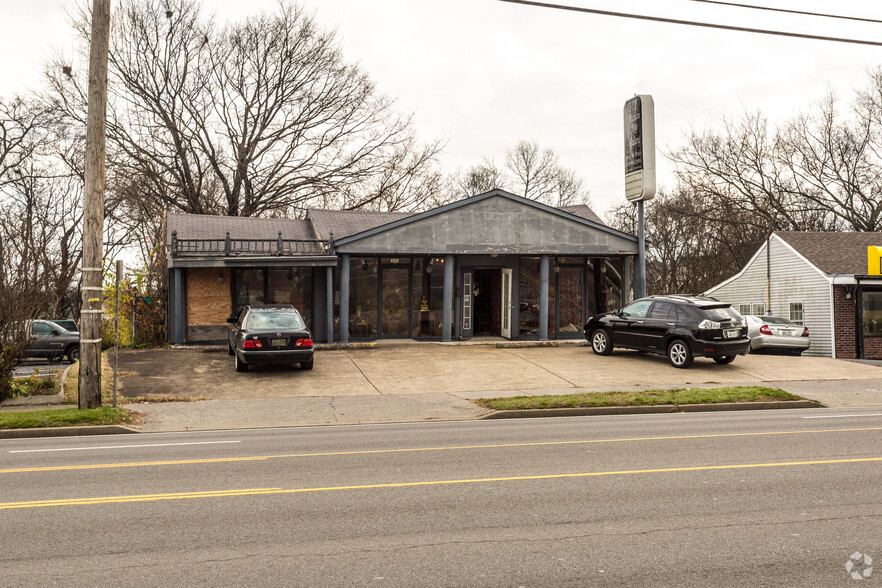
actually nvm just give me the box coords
[775,231,882,275]
[559,204,605,225]
[167,212,318,243]
[306,209,412,240]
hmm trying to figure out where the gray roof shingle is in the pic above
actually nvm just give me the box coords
[306,209,413,241]
[559,204,606,226]
[167,212,319,243]
[775,231,882,276]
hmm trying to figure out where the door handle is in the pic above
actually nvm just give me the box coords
[667,322,675,326]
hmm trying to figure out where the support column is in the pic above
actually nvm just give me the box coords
[539,255,549,341]
[173,267,186,345]
[326,266,334,344]
[339,255,350,343]
[442,255,454,342]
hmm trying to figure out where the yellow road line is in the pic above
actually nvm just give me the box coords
[2,456,881,510]
[3,426,882,475]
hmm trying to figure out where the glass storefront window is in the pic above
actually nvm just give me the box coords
[412,258,444,337]
[381,265,410,336]
[234,269,264,311]
[558,265,583,335]
[863,291,882,336]
[350,257,378,338]
[519,257,541,335]
[600,258,623,313]
[267,268,313,328]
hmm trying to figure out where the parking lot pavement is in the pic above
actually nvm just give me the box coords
[106,344,882,432]
[116,344,882,400]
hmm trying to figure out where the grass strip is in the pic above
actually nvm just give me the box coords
[474,386,803,411]
[0,406,133,429]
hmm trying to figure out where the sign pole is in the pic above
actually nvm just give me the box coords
[636,200,646,299]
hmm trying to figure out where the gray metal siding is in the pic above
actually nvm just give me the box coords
[707,238,833,357]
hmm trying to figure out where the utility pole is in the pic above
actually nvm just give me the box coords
[78,0,111,409]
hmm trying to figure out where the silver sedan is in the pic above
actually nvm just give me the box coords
[745,315,811,356]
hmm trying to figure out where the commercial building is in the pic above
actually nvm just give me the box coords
[167,189,639,344]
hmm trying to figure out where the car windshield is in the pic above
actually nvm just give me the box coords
[759,316,794,325]
[247,311,305,330]
[700,307,742,322]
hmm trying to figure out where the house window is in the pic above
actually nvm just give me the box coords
[738,304,751,315]
[751,303,766,315]
[789,302,804,325]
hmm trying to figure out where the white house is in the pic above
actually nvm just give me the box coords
[704,232,882,359]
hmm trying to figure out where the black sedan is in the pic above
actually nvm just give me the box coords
[584,295,750,368]
[227,305,314,372]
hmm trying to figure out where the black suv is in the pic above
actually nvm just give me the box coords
[584,295,749,368]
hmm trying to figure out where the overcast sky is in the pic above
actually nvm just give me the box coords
[4,0,882,217]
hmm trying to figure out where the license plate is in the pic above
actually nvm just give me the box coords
[270,338,287,347]
[724,329,739,339]
[780,330,793,336]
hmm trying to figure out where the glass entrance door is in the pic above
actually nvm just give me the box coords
[380,266,410,337]
[501,268,512,339]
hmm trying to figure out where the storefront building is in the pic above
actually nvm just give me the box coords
[167,190,639,345]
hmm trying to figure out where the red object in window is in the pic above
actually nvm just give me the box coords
[243,339,262,349]
[295,338,313,348]
[759,325,772,335]
[801,327,809,337]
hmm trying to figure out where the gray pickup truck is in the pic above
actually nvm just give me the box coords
[27,320,80,363]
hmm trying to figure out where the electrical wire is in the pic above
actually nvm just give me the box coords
[689,0,882,25]
[497,0,882,47]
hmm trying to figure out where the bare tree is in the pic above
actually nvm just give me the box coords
[505,140,587,207]
[608,189,765,295]
[48,0,443,220]
[454,159,507,198]
[454,140,591,207]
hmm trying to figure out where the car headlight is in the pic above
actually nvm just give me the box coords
[698,319,722,329]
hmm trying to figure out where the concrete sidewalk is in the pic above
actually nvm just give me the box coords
[114,343,882,432]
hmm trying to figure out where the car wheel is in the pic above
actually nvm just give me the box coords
[667,339,693,369]
[66,346,80,363]
[713,355,736,365]
[300,358,314,371]
[234,353,248,372]
[591,329,613,356]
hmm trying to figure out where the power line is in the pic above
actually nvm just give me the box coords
[689,0,882,25]
[497,0,882,47]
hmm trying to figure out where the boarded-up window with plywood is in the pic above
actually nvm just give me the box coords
[187,268,232,326]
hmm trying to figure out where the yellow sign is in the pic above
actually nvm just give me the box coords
[869,246,882,275]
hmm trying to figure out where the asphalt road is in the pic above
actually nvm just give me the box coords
[2,408,881,586]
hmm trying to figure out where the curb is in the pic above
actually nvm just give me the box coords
[496,341,559,349]
[480,400,823,419]
[315,342,376,351]
[0,425,140,439]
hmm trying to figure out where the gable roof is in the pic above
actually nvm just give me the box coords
[167,212,318,243]
[306,209,412,241]
[774,231,882,275]
[333,189,636,247]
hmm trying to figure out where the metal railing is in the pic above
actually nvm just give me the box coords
[171,231,329,257]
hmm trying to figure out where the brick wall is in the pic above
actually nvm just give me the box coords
[834,285,882,359]
[833,286,856,358]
